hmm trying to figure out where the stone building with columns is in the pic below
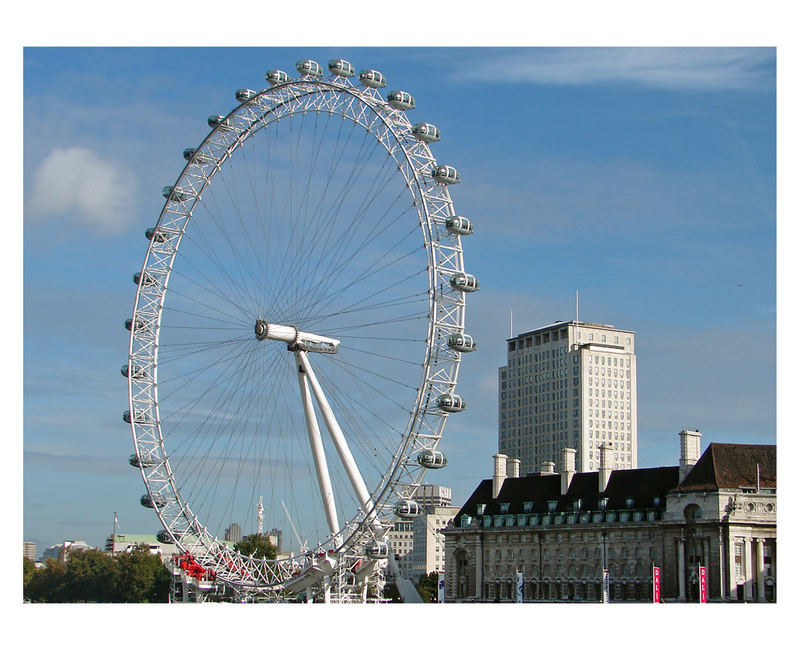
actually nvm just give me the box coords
[443,430,776,602]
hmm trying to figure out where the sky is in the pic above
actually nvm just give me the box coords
[19,43,779,560]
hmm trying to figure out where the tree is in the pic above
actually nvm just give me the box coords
[415,571,440,603]
[113,544,170,603]
[233,534,277,560]
[62,548,118,602]
[24,557,66,603]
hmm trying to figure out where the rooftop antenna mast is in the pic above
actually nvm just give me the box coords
[510,309,513,339]
[257,496,264,535]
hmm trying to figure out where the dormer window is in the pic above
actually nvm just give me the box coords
[652,496,661,507]
[573,498,582,511]
[523,501,533,513]
[624,497,635,508]
[599,497,609,510]
[500,502,510,514]
[476,503,486,515]
[547,500,558,512]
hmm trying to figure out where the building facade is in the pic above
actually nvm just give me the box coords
[409,505,461,579]
[499,320,637,474]
[23,541,37,562]
[444,431,776,603]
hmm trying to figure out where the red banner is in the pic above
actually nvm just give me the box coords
[699,566,707,603]
[652,566,661,603]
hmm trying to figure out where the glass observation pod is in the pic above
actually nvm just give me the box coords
[366,541,389,558]
[183,147,213,164]
[296,59,323,77]
[133,271,156,287]
[123,409,149,424]
[146,227,168,242]
[235,88,258,103]
[140,494,167,509]
[450,272,480,293]
[447,332,477,353]
[156,530,173,544]
[359,69,386,89]
[411,122,440,143]
[121,364,145,379]
[395,499,420,519]
[129,453,159,468]
[432,164,461,185]
[418,449,447,469]
[125,317,149,332]
[437,393,466,413]
[387,90,416,110]
[161,185,193,202]
[328,59,356,77]
[265,69,290,86]
[445,215,474,236]
[208,114,235,131]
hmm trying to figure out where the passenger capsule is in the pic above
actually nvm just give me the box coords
[146,227,170,243]
[296,59,323,77]
[411,123,440,143]
[417,449,447,469]
[123,409,148,424]
[447,332,477,353]
[359,69,386,89]
[365,541,389,558]
[265,69,290,85]
[133,271,156,287]
[161,185,193,202]
[437,393,466,413]
[156,529,173,544]
[449,272,480,293]
[125,318,149,332]
[445,215,474,236]
[208,114,233,130]
[140,494,167,509]
[432,164,461,185]
[121,364,145,379]
[183,147,213,164]
[129,453,159,468]
[387,90,415,110]
[235,88,257,103]
[395,499,420,519]
[328,59,356,77]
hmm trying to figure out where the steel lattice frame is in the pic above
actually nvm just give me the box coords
[126,66,472,597]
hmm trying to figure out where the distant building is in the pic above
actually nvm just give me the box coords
[224,523,242,544]
[499,320,638,475]
[409,504,460,579]
[42,540,95,562]
[106,533,176,556]
[444,431,776,603]
[268,528,283,554]
[23,541,37,562]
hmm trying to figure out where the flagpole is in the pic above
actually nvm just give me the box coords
[112,511,118,556]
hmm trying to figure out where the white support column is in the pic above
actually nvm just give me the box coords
[677,536,686,601]
[755,538,765,602]
[296,350,374,515]
[295,353,340,542]
[743,537,753,601]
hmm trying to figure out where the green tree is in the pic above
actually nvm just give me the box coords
[233,534,277,560]
[23,557,36,590]
[113,544,170,603]
[415,571,440,603]
[24,557,67,603]
[62,548,118,602]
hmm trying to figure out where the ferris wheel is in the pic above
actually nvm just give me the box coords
[124,57,478,601]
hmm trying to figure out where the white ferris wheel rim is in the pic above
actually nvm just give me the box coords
[125,67,470,591]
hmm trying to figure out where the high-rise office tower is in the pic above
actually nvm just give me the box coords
[498,320,637,475]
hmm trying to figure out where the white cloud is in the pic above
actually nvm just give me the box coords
[452,48,774,91]
[26,147,138,235]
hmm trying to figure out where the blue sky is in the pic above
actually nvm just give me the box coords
[21,45,777,556]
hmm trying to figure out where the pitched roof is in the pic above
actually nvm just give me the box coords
[675,443,776,492]
[453,465,680,523]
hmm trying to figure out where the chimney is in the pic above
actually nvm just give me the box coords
[598,442,613,492]
[540,461,556,475]
[493,453,508,498]
[679,429,702,482]
[507,457,520,479]
[560,447,576,495]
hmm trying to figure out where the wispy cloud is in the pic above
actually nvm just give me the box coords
[451,48,774,91]
[26,147,139,235]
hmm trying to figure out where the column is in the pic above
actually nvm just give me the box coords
[755,538,765,602]
[474,535,483,601]
[677,535,686,601]
[743,537,753,601]
[727,535,738,600]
